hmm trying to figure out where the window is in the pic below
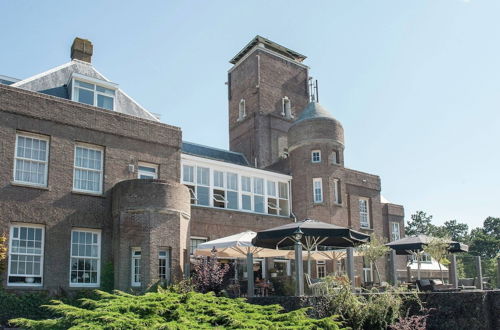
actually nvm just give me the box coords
[331,150,339,164]
[190,237,208,255]
[182,165,196,204]
[8,224,44,286]
[213,170,226,208]
[317,260,326,278]
[282,97,292,118]
[359,198,370,228]
[70,229,100,287]
[391,222,401,241]
[72,78,116,110]
[14,133,49,187]
[196,167,210,206]
[226,173,238,210]
[159,250,171,282]
[131,248,141,287]
[362,257,372,283]
[267,181,279,215]
[311,150,321,163]
[278,182,289,216]
[313,178,323,203]
[333,179,341,204]
[273,259,291,276]
[238,99,246,121]
[137,162,158,179]
[73,144,104,194]
[241,176,252,211]
[411,253,432,263]
[253,178,265,213]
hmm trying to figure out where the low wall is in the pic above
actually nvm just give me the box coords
[248,290,500,330]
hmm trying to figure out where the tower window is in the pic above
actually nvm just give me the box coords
[359,198,370,228]
[333,179,341,204]
[313,178,323,203]
[311,150,321,163]
[238,99,246,121]
[282,97,292,118]
[331,150,339,164]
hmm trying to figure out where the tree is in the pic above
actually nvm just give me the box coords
[423,237,451,282]
[438,220,469,242]
[469,217,499,259]
[405,211,436,236]
[358,234,390,284]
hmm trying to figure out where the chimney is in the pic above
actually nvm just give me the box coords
[71,37,93,63]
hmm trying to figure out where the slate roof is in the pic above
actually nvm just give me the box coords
[182,141,250,166]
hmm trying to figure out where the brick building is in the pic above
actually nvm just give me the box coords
[0,36,405,293]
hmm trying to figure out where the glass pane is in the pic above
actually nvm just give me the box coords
[77,88,94,105]
[227,173,237,190]
[183,165,194,182]
[227,191,238,210]
[97,94,114,110]
[267,181,276,197]
[197,167,209,186]
[241,177,251,192]
[197,186,209,206]
[254,196,264,213]
[96,85,115,95]
[242,195,252,210]
[278,182,288,199]
[138,166,156,173]
[75,80,94,89]
[213,171,224,187]
[254,178,264,195]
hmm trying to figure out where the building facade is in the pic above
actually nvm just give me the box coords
[0,36,405,293]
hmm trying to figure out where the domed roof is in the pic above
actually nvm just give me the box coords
[293,102,338,125]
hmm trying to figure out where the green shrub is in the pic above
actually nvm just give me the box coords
[0,290,54,326]
[10,288,346,329]
[270,276,295,296]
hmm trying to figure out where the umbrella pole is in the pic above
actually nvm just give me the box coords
[417,253,421,280]
[307,249,312,277]
[295,240,304,296]
[247,252,254,297]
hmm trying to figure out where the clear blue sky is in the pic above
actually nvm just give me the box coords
[1,0,498,229]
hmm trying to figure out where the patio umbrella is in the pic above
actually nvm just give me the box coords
[252,219,370,295]
[385,234,468,280]
[194,230,290,297]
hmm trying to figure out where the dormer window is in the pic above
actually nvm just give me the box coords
[282,97,292,118]
[238,99,246,121]
[70,73,117,111]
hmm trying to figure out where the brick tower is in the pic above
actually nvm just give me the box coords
[228,36,310,168]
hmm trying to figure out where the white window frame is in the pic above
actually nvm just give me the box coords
[180,156,291,217]
[70,73,117,111]
[359,198,370,228]
[238,99,246,121]
[13,132,49,187]
[313,178,323,203]
[316,260,326,278]
[69,228,101,287]
[131,247,141,287]
[7,223,45,287]
[137,162,158,179]
[311,150,321,163]
[362,257,373,283]
[190,236,208,255]
[391,222,401,241]
[159,249,171,282]
[282,96,292,118]
[273,259,291,276]
[73,143,104,194]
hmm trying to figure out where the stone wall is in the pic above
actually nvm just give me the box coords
[248,290,500,330]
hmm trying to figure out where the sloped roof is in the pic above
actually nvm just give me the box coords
[11,60,159,122]
[181,141,250,166]
[230,35,306,64]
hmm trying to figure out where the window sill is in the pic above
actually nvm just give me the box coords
[312,202,325,206]
[69,284,100,288]
[191,204,291,219]
[6,284,44,289]
[72,190,105,198]
[10,181,50,191]
[359,227,374,232]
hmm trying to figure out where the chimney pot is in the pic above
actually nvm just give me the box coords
[71,37,93,63]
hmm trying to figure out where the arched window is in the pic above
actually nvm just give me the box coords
[282,97,292,118]
[238,99,246,121]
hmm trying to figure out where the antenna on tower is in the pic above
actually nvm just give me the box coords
[308,77,319,102]
[309,77,315,102]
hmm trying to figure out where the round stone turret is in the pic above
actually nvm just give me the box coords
[288,102,344,152]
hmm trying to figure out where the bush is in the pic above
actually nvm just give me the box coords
[10,288,347,329]
[0,290,54,326]
[270,276,295,296]
[322,276,423,330]
[192,256,230,294]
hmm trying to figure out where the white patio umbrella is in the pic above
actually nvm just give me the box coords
[193,230,290,297]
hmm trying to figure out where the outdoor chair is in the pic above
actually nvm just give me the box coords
[458,278,476,290]
[430,279,460,292]
[305,273,326,296]
[416,279,433,292]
